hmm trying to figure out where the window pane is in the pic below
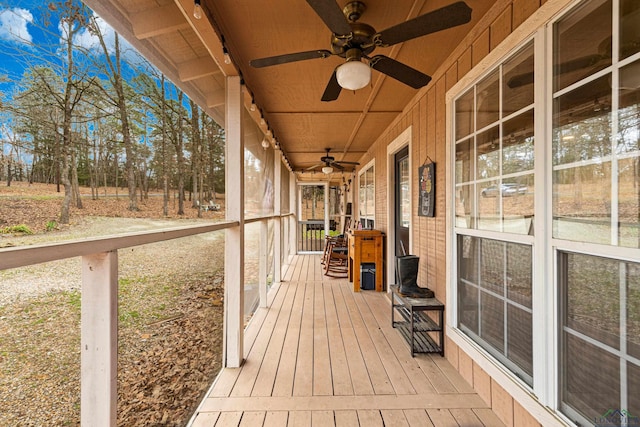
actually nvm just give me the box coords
[478,180,501,231]
[507,305,533,376]
[476,70,500,129]
[629,362,640,418]
[565,253,620,349]
[455,184,475,228]
[459,281,479,334]
[503,175,534,235]
[506,243,532,308]
[620,0,640,60]
[503,42,535,115]
[503,110,535,174]
[458,235,479,285]
[562,334,620,422]
[480,292,504,352]
[476,126,500,179]
[619,157,640,248]
[399,156,410,228]
[553,163,612,244]
[480,239,504,295]
[628,263,640,359]
[456,138,474,183]
[456,88,475,140]
[553,0,612,92]
[553,75,612,166]
[618,60,640,155]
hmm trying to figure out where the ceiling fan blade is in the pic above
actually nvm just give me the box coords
[305,0,352,37]
[335,160,360,165]
[369,55,432,89]
[250,49,333,68]
[331,163,345,171]
[305,163,323,171]
[321,69,342,102]
[374,1,472,47]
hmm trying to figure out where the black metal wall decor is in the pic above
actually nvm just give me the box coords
[418,160,435,217]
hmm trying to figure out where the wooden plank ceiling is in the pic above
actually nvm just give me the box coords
[83,0,495,181]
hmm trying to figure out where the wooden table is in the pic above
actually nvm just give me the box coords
[347,230,384,292]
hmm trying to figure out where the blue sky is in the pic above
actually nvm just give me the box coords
[0,0,157,151]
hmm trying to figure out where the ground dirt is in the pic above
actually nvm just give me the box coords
[0,182,227,426]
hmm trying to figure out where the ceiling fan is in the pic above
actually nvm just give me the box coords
[249,0,472,101]
[306,148,360,173]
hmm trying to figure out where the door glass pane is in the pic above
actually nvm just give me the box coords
[399,155,410,228]
[629,362,640,417]
[553,0,612,92]
[620,0,640,60]
[476,70,500,130]
[503,42,535,115]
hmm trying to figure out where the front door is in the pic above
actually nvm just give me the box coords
[395,146,410,258]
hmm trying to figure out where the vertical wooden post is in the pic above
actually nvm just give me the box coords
[81,251,118,427]
[259,219,268,307]
[273,151,282,283]
[289,173,297,258]
[224,75,244,368]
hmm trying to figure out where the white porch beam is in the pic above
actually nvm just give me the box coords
[224,75,244,368]
[178,57,220,82]
[131,4,189,39]
[81,251,118,427]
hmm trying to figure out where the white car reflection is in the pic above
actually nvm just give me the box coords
[481,183,528,197]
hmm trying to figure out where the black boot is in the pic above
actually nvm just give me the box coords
[396,255,434,298]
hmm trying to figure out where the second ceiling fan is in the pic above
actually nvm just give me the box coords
[250,0,473,101]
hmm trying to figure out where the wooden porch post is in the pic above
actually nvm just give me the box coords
[224,75,244,368]
[81,251,118,427]
[289,173,297,258]
[273,151,282,283]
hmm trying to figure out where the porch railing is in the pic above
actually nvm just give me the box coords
[0,213,295,426]
[297,220,325,252]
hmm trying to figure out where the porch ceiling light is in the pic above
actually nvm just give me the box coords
[322,166,334,174]
[336,49,371,91]
[193,0,203,20]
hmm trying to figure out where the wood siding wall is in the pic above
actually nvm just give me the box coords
[355,1,549,426]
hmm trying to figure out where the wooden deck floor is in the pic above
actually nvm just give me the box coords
[190,255,504,427]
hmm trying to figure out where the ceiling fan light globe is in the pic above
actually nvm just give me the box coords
[336,61,371,90]
[322,166,334,174]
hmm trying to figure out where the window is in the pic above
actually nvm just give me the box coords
[553,0,640,424]
[454,41,535,385]
[452,0,640,424]
[359,162,374,228]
